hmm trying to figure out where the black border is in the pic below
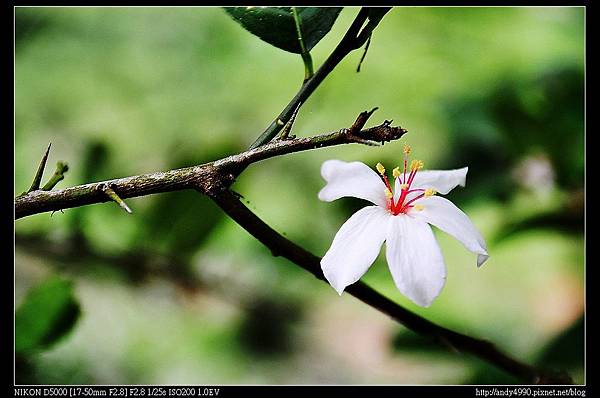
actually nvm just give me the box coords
[9,2,590,396]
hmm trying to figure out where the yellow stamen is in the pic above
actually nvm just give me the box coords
[403,144,411,155]
[384,189,393,199]
[392,167,401,178]
[376,162,386,175]
[424,188,437,197]
[400,183,409,190]
[413,204,425,211]
[410,159,424,171]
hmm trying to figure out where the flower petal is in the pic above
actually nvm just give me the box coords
[318,160,388,208]
[385,215,446,307]
[410,167,469,194]
[410,196,489,267]
[321,206,390,294]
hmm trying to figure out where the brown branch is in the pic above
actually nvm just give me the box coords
[205,187,573,385]
[15,116,406,219]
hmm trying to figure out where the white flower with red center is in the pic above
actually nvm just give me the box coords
[318,145,489,307]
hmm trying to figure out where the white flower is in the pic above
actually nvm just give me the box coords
[318,145,489,307]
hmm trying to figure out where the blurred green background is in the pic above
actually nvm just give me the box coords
[14,7,584,384]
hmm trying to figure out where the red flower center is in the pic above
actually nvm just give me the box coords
[376,147,433,216]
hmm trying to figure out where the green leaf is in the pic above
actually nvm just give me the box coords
[15,276,81,354]
[224,7,342,54]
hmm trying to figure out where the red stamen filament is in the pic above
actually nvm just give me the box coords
[382,175,392,193]
[390,187,425,215]
[394,186,408,214]
[407,167,419,186]
[399,192,426,213]
[390,161,424,215]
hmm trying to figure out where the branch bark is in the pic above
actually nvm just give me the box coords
[15,118,406,219]
[206,187,573,385]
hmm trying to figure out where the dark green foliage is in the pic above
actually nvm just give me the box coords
[467,361,522,384]
[488,67,584,190]
[392,329,453,355]
[237,297,303,357]
[536,316,583,370]
[441,65,584,206]
[15,277,81,354]
[391,330,524,384]
[224,7,342,54]
[15,9,52,47]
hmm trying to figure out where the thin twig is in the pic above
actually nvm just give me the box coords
[356,34,372,73]
[279,102,302,140]
[350,107,379,133]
